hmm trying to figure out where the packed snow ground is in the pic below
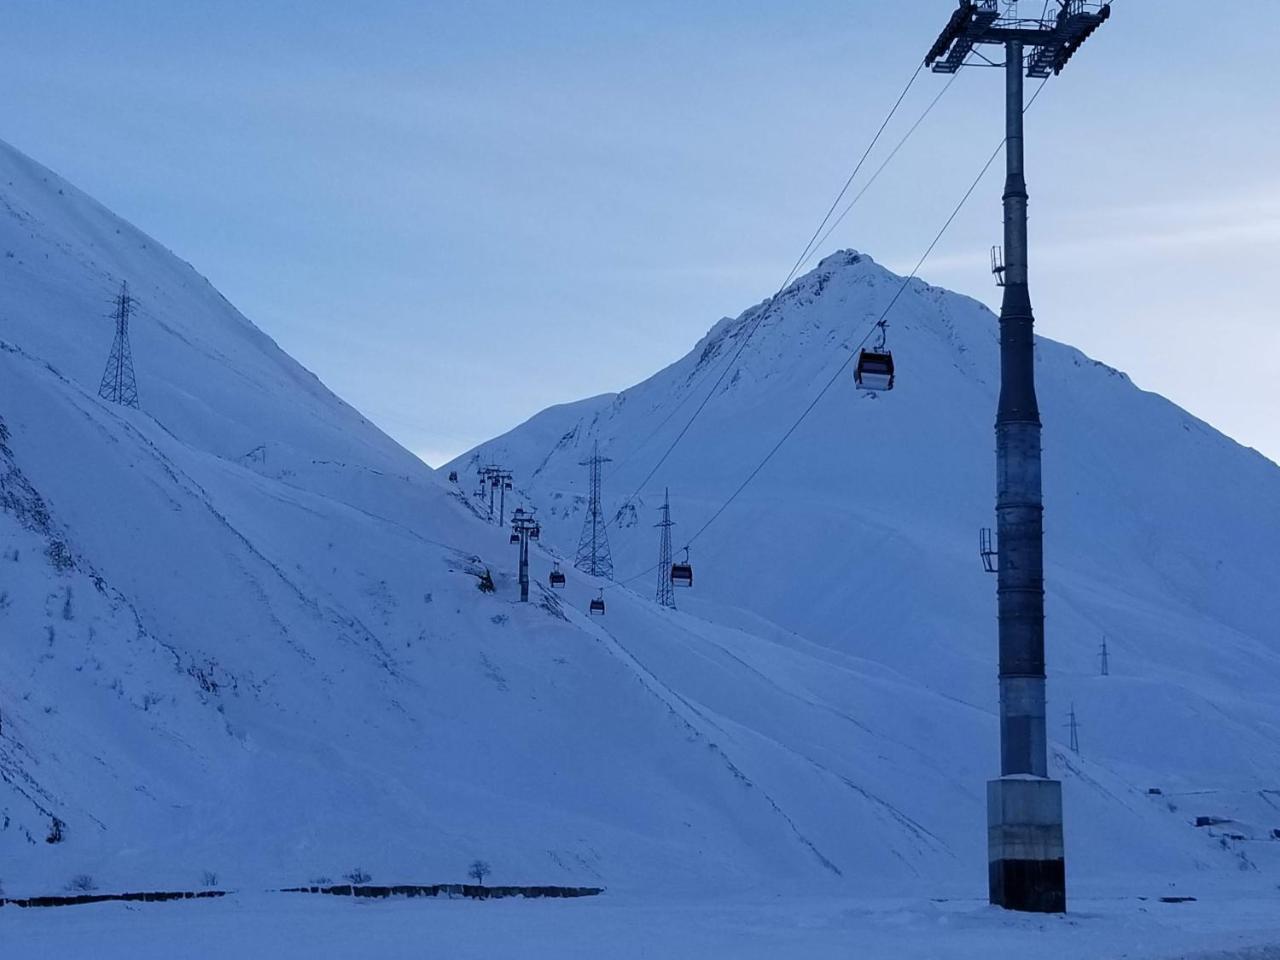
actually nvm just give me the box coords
[5,892,1280,960]
[0,137,1277,959]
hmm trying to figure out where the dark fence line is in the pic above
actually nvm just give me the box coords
[0,883,604,910]
[2,890,227,909]
[280,883,604,900]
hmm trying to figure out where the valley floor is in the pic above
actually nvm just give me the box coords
[3,890,1279,959]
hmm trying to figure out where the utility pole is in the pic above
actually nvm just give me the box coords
[510,508,540,602]
[97,280,140,408]
[574,441,614,579]
[655,488,676,609]
[925,0,1111,915]
[1098,636,1110,676]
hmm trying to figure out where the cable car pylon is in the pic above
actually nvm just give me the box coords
[510,508,540,602]
[923,0,1112,916]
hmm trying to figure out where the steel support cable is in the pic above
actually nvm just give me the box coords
[800,70,962,277]
[600,76,1055,596]
[676,76,1051,555]
[600,61,929,513]
[609,64,963,494]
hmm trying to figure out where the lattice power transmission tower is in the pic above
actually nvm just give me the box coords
[1098,636,1110,676]
[97,281,139,408]
[574,441,613,579]
[924,0,1111,915]
[655,488,676,609]
[1066,703,1081,755]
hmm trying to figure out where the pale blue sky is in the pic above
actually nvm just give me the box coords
[2,1,1276,464]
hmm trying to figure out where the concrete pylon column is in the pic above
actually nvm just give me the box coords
[989,38,1065,914]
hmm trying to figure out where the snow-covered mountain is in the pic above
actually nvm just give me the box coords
[0,142,907,898]
[453,249,1280,889]
[2,133,1276,912]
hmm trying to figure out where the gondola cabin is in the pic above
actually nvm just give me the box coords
[854,349,895,392]
[589,592,606,615]
[549,568,566,589]
[509,532,520,544]
[529,525,540,541]
[670,562,693,588]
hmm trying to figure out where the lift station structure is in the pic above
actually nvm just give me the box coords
[924,0,1111,914]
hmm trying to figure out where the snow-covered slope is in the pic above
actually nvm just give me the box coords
[0,143,929,898]
[453,249,1280,888]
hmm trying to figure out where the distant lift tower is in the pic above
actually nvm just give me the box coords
[97,281,140,408]
[492,468,513,526]
[477,466,497,521]
[925,0,1111,914]
[574,441,614,579]
[477,466,512,524]
[510,508,541,602]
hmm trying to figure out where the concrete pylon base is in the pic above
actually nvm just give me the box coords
[987,776,1065,913]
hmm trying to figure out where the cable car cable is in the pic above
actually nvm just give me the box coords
[588,76,1055,599]
[801,69,962,276]
[602,60,934,520]
[607,65,964,489]
[680,77,1052,552]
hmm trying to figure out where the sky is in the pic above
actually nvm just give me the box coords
[0,1,1276,467]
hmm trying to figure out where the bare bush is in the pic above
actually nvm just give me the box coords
[65,874,96,893]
